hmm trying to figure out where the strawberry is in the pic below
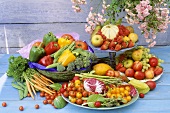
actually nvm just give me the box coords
[115,44,122,51]
[128,40,135,48]
[100,40,110,50]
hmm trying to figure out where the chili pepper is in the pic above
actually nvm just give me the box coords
[29,43,45,62]
[58,37,72,48]
[43,32,58,46]
[45,41,60,55]
[38,55,54,67]
[57,50,76,66]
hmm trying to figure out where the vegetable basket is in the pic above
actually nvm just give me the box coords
[36,66,92,82]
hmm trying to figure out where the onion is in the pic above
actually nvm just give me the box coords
[83,78,106,94]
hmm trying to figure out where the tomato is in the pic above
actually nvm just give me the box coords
[82,91,88,97]
[75,40,88,50]
[76,92,82,99]
[105,69,115,77]
[94,101,101,108]
[66,87,72,92]
[72,76,80,82]
[70,97,76,103]
[62,82,68,89]
[32,41,44,48]
[63,91,69,98]
[77,86,84,92]
[76,99,83,105]
[61,34,75,42]
[69,91,76,97]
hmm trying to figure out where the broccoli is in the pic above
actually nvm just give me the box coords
[66,62,75,71]
[74,57,84,70]
[56,63,66,72]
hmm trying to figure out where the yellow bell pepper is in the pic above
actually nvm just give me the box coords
[58,50,76,66]
[58,37,72,48]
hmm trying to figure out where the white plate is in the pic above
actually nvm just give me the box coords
[62,91,139,110]
[120,72,163,82]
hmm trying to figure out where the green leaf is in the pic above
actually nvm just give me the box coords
[49,83,62,91]
[87,94,105,108]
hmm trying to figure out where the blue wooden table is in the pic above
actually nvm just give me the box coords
[0,46,170,113]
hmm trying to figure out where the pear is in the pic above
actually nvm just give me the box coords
[132,49,143,61]
[91,25,102,38]
[126,26,134,33]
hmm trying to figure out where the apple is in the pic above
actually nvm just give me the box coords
[125,68,135,77]
[116,63,123,70]
[123,59,134,68]
[154,66,163,76]
[133,61,143,71]
[118,67,126,73]
[134,71,145,80]
[145,81,156,90]
[149,57,158,67]
[91,35,104,47]
[114,71,120,77]
[148,67,155,71]
[105,69,115,77]
[145,70,154,79]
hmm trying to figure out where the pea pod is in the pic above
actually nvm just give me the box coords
[19,90,24,100]
[17,82,26,89]
[12,83,24,90]
[23,86,28,98]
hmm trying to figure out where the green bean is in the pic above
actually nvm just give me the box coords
[46,63,59,69]
[19,90,24,100]
[17,82,26,89]
[23,86,28,98]
[12,83,24,90]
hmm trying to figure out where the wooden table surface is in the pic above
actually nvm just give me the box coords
[0,46,170,113]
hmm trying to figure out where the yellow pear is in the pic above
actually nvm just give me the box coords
[128,33,138,43]
[91,25,102,38]
[132,49,143,61]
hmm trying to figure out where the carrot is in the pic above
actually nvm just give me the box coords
[43,87,55,94]
[33,85,53,95]
[33,74,49,86]
[26,79,34,99]
[31,79,43,87]
[39,74,54,84]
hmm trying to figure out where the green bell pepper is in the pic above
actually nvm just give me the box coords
[29,43,45,62]
[43,32,58,46]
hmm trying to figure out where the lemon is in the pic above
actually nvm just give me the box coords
[128,33,138,43]
[93,63,112,75]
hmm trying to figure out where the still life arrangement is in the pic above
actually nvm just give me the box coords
[1,0,170,111]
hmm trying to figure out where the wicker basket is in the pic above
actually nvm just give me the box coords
[37,66,92,82]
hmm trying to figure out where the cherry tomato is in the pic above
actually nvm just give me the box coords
[94,101,101,108]
[139,93,145,98]
[72,76,80,82]
[69,91,76,97]
[19,106,24,111]
[32,41,44,48]
[66,87,72,92]
[43,100,48,105]
[75,40,88,50]
[82,91,88,97]
[62,82,68,89]
[76,99,83,105]
[40,91,45,97]
[70,97,76,103]
[2,102,7,107]
[63,91,69,98]
[77,86,84,92]
[61,34,75,42]
[35,104,39,109]
[76,92,82,99]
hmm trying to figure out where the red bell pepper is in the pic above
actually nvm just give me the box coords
[45,41,60,55]
[38,55,54,67]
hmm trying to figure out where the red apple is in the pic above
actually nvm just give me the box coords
[145,70,154,79]
[125,68,135,77]
[154,66,163,76]
[148,67,155,71]
[116,63,123,70]
[91,35,104,47]
[118,67,126,73]
[134,71,145,80]
[149,57,158,67]
[145,81,156,90]
[105,69,115,77]
[132,61,143,71]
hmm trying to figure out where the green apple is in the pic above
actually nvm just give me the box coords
[123,59,134,68]
[91,35,104,47]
